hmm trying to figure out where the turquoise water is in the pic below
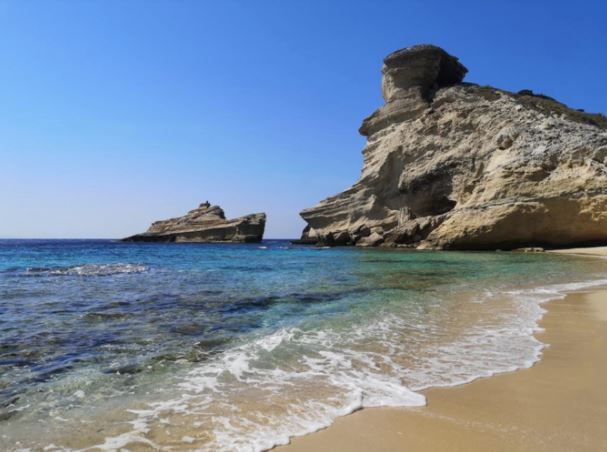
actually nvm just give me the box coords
[1,239,607,450]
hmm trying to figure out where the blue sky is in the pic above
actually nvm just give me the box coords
[1,0,606,238]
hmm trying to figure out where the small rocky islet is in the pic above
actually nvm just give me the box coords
[122,202,265,243]
[298,44,607,250]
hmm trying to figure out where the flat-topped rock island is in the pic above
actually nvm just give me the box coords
[122,202,266,243]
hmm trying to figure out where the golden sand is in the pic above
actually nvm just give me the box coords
[548,246,607,257]
[278,286,607,451]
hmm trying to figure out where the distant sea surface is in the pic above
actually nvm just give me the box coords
[1,239,607,451]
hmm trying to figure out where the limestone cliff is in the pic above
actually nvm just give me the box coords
[299,44,607,250]
[123,202,266,243]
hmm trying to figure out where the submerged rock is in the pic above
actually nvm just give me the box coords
[123,202,266,243]
[299,44,607,250]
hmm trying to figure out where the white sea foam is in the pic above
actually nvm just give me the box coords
[25,263,148,277]
[90,276,607,452]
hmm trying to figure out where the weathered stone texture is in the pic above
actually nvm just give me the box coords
[300,44,607,250]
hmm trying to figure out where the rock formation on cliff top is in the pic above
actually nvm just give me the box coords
[123,202,266,243]
[299,44,607,250]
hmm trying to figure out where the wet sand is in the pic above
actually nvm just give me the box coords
[279,286,607,451]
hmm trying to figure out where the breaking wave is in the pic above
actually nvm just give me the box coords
[89,277,607,452]
[25,263,148,277]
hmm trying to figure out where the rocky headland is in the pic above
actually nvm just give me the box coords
[298,44,607,249]
[123,202,266,243]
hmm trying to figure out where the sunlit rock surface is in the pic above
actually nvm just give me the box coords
[299,44,607,250]
[123,202,266,243]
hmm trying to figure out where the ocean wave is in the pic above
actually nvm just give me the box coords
[25,263,148,277]
[89,276,607,452]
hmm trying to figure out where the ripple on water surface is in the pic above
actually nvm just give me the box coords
[1,240,607,451]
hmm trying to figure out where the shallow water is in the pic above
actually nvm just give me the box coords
[1,239,606,451]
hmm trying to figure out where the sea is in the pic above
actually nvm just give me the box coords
[1,239,606,451]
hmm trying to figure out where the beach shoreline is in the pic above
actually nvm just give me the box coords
[4,244,607,451]
[548,246,607,257]
[278,248,607,452]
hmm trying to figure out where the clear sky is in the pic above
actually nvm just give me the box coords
[1,0,606,239]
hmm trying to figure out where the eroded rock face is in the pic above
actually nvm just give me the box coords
[360,44,468,137]
[123,202,266,243]
[299,44,607,250]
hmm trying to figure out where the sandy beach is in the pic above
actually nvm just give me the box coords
[548,246,607,257]
[279,250,607,452]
